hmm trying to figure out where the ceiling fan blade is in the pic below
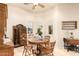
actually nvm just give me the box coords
[32,5,37,9]
[24,3,31,5]
[38,3,45,8]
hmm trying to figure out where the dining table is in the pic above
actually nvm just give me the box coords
[28,38,48,55]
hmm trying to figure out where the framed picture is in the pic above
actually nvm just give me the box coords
[48,25,53,34]
[62,21,77,30]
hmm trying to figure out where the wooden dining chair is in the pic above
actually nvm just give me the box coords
[63,38,75,51]
[21,33,34,56]
[22,40,32,56]
[63,38,69,49]
[28,41,38,56]
[39,36,50,47]
[39,41,56,56]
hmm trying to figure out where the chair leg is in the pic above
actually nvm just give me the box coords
[22,48,26,56]
[48,52,53,56]
[52,53,54,56]
[25,49,28,56]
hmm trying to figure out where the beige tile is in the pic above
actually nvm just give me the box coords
[14,46,79,56]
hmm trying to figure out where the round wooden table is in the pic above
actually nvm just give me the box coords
[28,39,48,55]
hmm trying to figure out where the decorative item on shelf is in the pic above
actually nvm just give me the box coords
[4,33,7,39]
[4,27,8,39]
[70,32,74,39]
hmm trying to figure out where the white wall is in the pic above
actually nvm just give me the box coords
[7,5,34,39]
[32,10,55,36]
[7,5,55,40]
[52,4,79,49]
[6,4,79,49]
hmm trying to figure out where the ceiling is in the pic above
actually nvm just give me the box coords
[7,3,57,13]
[8,3,79,13]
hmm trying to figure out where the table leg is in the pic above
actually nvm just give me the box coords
[36,44,41,56]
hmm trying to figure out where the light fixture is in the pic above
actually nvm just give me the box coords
[33,3,38,6]
[24,3,45,9]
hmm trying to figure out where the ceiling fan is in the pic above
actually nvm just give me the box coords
[24,3,45,9]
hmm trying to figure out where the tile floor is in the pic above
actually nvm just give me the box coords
[14,46,79,56]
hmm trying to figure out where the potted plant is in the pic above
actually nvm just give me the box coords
[37,26,43,38]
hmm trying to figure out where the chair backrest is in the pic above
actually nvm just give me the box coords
[44,36,50,43]
[44,36,50,39]
[50,42,56,49]
[44,36,50,47]
[63,38,69,44]
[68,39,79,45]
[20,33,27,46]
[40,41,56,55]
[63,38,67,43]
